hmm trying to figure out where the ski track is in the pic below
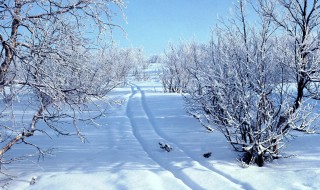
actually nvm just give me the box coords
[127,83,243,190]
[126,85,197,190]
[135,85,255,190]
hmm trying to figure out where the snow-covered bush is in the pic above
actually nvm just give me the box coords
[184,0,320,167]
[99,47,146,84]
[161,42,208,93]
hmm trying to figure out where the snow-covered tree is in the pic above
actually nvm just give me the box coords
[183,0,320,166]
[99,46,145,84]
[0,0,124,173]
[161,42,207,93]
[258,0,320,132]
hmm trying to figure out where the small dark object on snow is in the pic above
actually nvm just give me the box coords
[159,142,172,152]
[30,177,37,185]
[203,152,212,158]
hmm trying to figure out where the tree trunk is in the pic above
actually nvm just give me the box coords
[256,154,264,167]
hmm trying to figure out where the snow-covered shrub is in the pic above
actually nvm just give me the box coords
[99,47,146,84]
[184,0,320,167]
[161,42,207,93]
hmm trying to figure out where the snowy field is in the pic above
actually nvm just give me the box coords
[3,64,320,190]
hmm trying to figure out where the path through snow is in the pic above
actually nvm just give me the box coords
[126,84,244,190]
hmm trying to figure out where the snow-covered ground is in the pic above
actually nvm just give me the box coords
[3,64,320,190]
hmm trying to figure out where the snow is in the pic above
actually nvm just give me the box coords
[2,63,320,190]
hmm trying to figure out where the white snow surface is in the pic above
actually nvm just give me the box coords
[3,64,320,190]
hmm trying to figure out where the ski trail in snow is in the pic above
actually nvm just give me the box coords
[127,84,243,190]
[135,85,255,190]
[126,85,194,190]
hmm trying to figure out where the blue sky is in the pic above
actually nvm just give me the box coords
[112,0,234,56]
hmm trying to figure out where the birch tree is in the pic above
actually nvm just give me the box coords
[258,0,320,133]
[184,0,320,167]
[0,0,124,172]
